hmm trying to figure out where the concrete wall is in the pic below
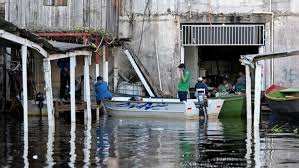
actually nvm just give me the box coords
[5,0,109,31]
[118,0,299,96]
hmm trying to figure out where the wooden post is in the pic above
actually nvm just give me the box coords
[70,56,76,123]
[43,58,54,126]
[245,65,252,120]
[84,55,92,120]
[113,49,119,92]
[21,45,28,132]
[124,50,155,97]
[103,46,109,84]
[254,62,262,128]
[180,46,184,63]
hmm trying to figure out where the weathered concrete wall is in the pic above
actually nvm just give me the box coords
[119,0,299,96]
[0,0,4,19]
[5,0,107,31]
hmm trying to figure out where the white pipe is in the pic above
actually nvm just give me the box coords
[21,45,28,132]
[70,56,76,123]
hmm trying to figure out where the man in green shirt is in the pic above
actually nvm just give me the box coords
[177,63,191,102]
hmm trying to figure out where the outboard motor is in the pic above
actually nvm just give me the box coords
[35,92,44,115]
[196,89,208,119]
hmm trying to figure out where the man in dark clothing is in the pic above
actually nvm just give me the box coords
[195,77,209,97]
[57,58,70,99]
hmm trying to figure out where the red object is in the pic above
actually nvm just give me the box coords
[265,85,287,94]
[187,107,192,110]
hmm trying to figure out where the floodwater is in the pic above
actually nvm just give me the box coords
[1,112,299,168]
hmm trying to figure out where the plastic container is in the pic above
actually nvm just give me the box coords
[117,81,145,96]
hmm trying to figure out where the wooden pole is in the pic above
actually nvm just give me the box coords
[245,65,252,120]
[254,62,262,128]
[103,46,109,84]
[21,45,28,132]
[180,46,184,63]
[43,58,54,126]
[84,55,92,120]
[70,56,76,123]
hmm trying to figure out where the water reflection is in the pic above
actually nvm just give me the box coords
[68,122,76,168]
[46,125,55,167]
[23,128,29,168]
[83,118,92,168]
[1,113,299,167]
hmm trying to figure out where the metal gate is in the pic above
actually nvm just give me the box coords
[181,24,265,46]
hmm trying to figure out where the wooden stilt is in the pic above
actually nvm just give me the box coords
[84,55,92,120]
[103,46,109,84]
[70,56,76,123]
[43,58,54,126]
[254,62,262,128]
[246,65,252,120]
[21,45,28,132]
[180,46,184,63]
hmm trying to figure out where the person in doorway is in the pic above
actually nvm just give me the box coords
[57,58,70,100]
[195,77,209,97]
[177,63,191,102]
[75,75,84,101]
[218,78,232,93]
[95,76,112,105]
[234,71,246,92]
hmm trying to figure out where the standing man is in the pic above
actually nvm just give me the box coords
[177,63,191,102]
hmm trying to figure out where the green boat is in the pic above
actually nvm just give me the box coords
[217,95,246,118]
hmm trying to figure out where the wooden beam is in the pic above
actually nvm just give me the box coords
[21,45,28,132]
[49,53,69,61]
[245,65,252,120]
[84,55,92,120]
[0,30,48,57]
[254,62,262,128]
[180,46,185,63]
[43,58,54,126]
[70,56,76,123]
[68,50,91,56]
[103,46,109,84]
[124,49,155,97]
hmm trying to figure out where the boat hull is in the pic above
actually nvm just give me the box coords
[104,97,224,119]
[267,99,299,113]
[218,95,246,118]
[265,84,299,113]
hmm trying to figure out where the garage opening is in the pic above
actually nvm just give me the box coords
[181,24,264,97]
